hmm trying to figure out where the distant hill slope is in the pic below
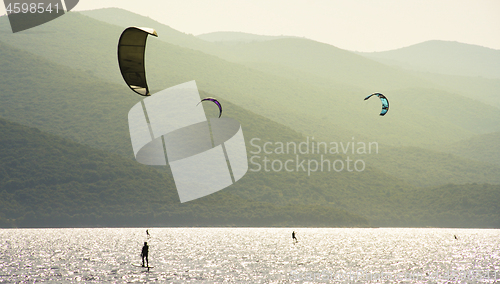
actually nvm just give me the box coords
[2,38,499,191]
[78,8,220,58]
[0,117,371,228]
[406,183,500,228]
[1,41,496,226]
[77,9,500,140]
[197,31,297,43]
[407,71,500,109]
[77,9,433,90]
[0,42,413,226]
[3,11,500,151]
[0,41,137,158]
[2,117,499,228]
[362,146,500,187]
[438,132,500,166]
[2,10,500,190]
[358,40,500,79]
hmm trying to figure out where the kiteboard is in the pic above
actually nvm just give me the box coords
[131,264,154,269]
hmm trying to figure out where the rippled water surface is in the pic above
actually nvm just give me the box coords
[1,228,499,283]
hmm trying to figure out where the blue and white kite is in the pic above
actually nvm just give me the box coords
[364,93,389,116]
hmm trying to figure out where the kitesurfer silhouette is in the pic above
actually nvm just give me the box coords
[141,242,149,267]
[292,231,297,243]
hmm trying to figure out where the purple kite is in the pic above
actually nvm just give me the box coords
[197,97,222,118]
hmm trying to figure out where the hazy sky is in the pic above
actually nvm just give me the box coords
[3,0,500,52]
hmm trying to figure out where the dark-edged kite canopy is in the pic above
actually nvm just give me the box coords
[364,93,389,116]
[197,97,222,118]
[118,27,158,96]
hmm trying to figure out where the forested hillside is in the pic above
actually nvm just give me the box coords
[0,118,370,228]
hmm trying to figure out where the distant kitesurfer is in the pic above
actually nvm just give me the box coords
[454,235,458,240]
[146,229,150,237]
[141,242,149,267]
[292,231,297,243]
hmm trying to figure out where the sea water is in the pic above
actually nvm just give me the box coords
[0,228,499,283]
